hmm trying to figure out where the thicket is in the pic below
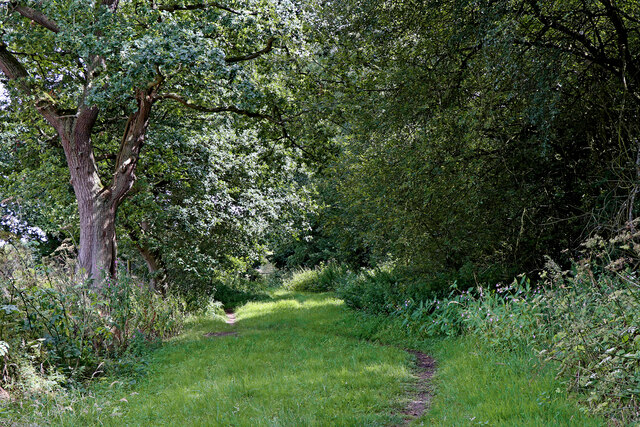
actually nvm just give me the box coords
[270,0,640,296]
[0,240,185,403]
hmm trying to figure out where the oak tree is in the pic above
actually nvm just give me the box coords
[0,0,297,286]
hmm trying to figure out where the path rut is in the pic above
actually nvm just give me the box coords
[400,350,436,425]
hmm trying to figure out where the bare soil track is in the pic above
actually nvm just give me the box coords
[225,310,237,325]
[401,350,436,425]
[204,311,237,337]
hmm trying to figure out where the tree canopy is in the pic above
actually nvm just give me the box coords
[0,0,310,291]
[2,0,640,292]
[272,0,640,282]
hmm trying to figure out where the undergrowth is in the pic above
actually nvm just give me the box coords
[283,262,350,292]
[0,241,185,409]
[290,231,640,423]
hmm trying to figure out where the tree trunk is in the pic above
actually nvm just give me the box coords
[59,96,153,289]
[55,106,117,287]
[77,192,118,285]
[137,243,167,295]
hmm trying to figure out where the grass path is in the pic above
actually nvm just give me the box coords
[50,291,605,426]
[59,292,415,426]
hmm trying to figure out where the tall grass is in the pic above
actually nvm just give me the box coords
[0,240,185,404]
[332,230,640,423]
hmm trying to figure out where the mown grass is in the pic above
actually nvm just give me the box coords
[49,292,412,426]
[10,291,605,426]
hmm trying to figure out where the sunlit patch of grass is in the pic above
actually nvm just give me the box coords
[11,292,607,426]
[53,292,412,426]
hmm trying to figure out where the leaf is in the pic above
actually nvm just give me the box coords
[0,305,19,315]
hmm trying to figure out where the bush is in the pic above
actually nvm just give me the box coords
[0,241,185,399]
[336,264,444,314]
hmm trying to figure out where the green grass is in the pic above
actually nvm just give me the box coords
[49,292,412,426]
[422,338,602,426]
[9,291,606,426]
[331,311,605,426]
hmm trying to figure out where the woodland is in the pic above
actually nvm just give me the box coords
[1,0,640,425]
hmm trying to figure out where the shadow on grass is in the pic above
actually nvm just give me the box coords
[58,292,413,426]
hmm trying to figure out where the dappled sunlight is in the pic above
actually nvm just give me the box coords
[62,292,412,426]
[236,292,344,322]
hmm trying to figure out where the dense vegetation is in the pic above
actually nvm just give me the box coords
[277,0,640,281]
[2,0,640,424]
[5,293,605,426]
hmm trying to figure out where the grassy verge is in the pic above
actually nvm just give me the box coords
[8,291,605,426]
[46,292,412,426]
[423,338,602,426]
[332,310,605,426]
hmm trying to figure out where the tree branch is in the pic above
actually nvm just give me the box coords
[10,3,61,33]
[0,42,29,81]
[513,38,621,75]
[110,91,154,205]
[157,93,314,158]
[157,92,279,122]
[0,43,66,132]
[526,1,622,71]
[225,36,276,64]
[597,0,640,83]
[271,106,315,159]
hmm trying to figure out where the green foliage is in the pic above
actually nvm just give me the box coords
[282,0,640,282]
[537,233,640,421]
[336,266,433,314]
[338,230,640,423]
[117,121,313,303]
[211,274,272,311]
[284,263,349,292]
[0,242,184,398]
[335,263,505,316]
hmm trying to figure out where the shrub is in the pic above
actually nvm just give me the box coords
[0,241,185,399]
[336,264,443,314]
[537,242,640,421]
